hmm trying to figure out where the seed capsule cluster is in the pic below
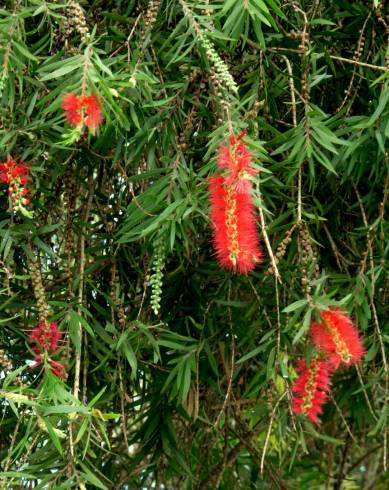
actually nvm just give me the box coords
[0,73,7,97]
[28,257,49,324]
[150,237,166,315]
[298,223,319,300]
[375,7,389,69]
[143,0,161,32]
[0,349,26,387]
[266,224,297,277]
[110,264,127,329]
[0,349,12,372]
[63,1,89,44]
[176,76,201,152]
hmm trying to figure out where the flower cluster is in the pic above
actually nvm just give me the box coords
[208,133,262,273]
[62,93,103,133]
[292,357,333,423]
[310,308,365,368]
[291,307,365,423]
[0,158,30,209]
[29,320,65,378]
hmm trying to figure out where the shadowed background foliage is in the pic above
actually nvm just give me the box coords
[0,0,388,488]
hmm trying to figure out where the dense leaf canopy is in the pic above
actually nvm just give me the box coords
[0,0,388,488]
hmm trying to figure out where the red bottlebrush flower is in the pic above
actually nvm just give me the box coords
[0,158,31,209]
[310,308,365,368]
[0,159,29,183]
[48,321,62,351]
[208,175,262,273]
[217,132,256,191]
[11,165,29,179]
[62,93,103,132]
[62,93,83,126]
[19,175,28,186]
[29,320,64,378]
[81,94,103,131]
[30,354,65,379]
[48,358,66,379]
[292,357,333,423]
[29,320,62,353]
[209,133,263,273]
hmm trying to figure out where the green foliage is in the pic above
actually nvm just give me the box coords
[0,0,388,489]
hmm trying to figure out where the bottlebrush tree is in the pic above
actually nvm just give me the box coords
[0,1,388,489]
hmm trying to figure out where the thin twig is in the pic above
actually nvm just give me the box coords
[1,415,21,476]
[73,176,95,400]
[282,56,302,225]
[257,195,281,283]
[330,393,357,444]
[118,361,130,456]
[260,391,287,474]
[282,57,297,128]
[251,42,388,72]
[337,14,371,112]
[214,283,235,428]
[355,364,378,422]
[275,277,281,355]
[322,223,350,273]
[354,182,388,470]
[213,332,235,428]
[329,55,387,72]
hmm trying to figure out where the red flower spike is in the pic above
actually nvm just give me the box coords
[228,131,246,146]
[292,357,333,424]
[62,93,83,126]
[217,145,232,170]
[48,358,66,379]
[0,158,31,209]
[29,320,62,353]
[310,308,365,368]
[81,94,103,131]
[48,321,62,351]
[208,175,262,274]
[209,133,263,273]
[62,93,103,132]
[19,175,28,186]
[28,320,64,378]
[217,133,256,191]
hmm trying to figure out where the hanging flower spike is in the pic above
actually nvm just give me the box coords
[62,93,103,133]
[292,357,333,424]
[29,320,62,353]
[62,93,83,126]
[310,308,365,368]
[28,320,65,378]
[48,358,66,379]
[217,132,256,192]
[209,133,262,273]
[30,354,66,379]
[0,159,29,183]
[208,175,262,274]
[81,94,103,133]
[0,158,30,209]
[48,321,62,351]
